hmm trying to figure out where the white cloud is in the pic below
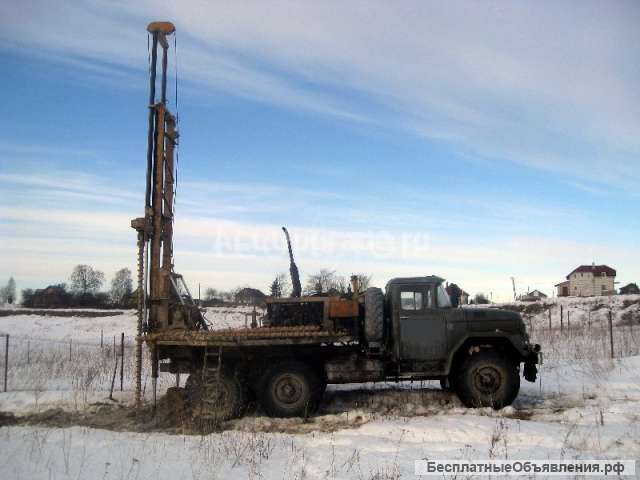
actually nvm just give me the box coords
[3,195,637,302]
[0,173,138,203]
[3,168,635,300]
[1,1,638,189]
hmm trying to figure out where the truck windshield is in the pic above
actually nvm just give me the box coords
[437,284,452,308]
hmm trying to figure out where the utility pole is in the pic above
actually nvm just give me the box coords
[510,277,517,301]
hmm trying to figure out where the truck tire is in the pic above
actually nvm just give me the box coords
[186,369,246,421]
[258,360,321,417]
[453,351,520,409]
[364,287,384,345]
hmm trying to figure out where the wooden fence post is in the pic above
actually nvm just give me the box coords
[27,340,30,365]
[109,355,118,400]
[609,309,614,359]
[560,305,564,333]
[100,329,104,348]
[548,308,552,330]
[69,339,72,361]
[3,335,8,393]
[120,333,124,392]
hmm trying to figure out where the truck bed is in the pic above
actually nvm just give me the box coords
[146,325,355,347]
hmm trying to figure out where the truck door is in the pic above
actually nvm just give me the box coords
[397,285,447,363]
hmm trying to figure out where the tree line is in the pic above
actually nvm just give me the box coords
[199,270,373,307]
[3,266,490,309]
[15,265,134,309]
[268,270,371,299]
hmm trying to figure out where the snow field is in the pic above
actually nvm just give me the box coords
[0,302,639,479]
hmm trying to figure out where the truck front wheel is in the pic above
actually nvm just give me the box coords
[453,351,520,409]
[258,360,321,417]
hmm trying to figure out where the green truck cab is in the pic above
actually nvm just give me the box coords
[378,276,540,408]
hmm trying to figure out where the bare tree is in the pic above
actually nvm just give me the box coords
[304,269,347,295]
[217,289,235,302]
[222,287,242,303]
[354,273,372,291]
[6,277,16,304]
[0,277,16,304]
[70,265,105,294]
[110,268,132,305]
[474,293,490,304]
[275,272,291,297]
[204,287,219,301]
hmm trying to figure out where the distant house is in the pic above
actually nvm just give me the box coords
[460,290,470,305]
[555,264,616,297]
[31,285,72,308]
[519,290,548,302]
[234,287,267,305]
[620,283,640,295]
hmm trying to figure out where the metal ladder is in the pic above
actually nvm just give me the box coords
[200,346,223,419]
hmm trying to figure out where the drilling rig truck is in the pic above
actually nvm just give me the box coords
[132,22,541,421]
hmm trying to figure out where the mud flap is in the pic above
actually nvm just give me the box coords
[523,361,537,382]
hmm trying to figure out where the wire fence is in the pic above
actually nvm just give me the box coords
[0,307,265,398]
[0,332,178,407]
[0,305,637,406]
[523,304,640,364]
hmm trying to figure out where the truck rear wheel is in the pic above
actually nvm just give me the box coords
[258,360,321,417]
[454,351,520,409]
[186,369,246,421]
[364,287,384,345]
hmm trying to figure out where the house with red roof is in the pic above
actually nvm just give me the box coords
[555,263,616,297]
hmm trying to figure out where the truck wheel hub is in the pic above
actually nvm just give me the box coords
[274,374,304,404]
[474,366,501,394]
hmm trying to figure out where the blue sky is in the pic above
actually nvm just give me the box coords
[0,1,638,301]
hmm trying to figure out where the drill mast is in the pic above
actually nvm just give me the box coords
[131,21,206,407]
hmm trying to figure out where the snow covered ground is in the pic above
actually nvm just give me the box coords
[482,294,640,331]
[1,302,639,479]
[0,306,260,341]
[0,306,260,413]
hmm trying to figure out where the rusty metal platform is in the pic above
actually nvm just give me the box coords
[146,325,355,347]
